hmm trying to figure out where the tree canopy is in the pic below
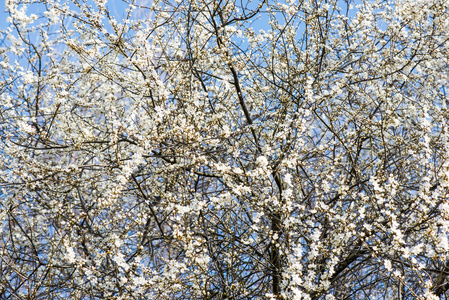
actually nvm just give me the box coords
[1,0,449,299]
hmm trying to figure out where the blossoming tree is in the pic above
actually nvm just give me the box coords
[1,0,449,299]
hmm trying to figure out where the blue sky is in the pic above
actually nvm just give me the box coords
[0,0,360,35]
[1,0,7,30]
[0,0,133,31]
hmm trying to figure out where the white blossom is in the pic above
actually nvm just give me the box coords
[2,0,449,298]
[256,156,269,168]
